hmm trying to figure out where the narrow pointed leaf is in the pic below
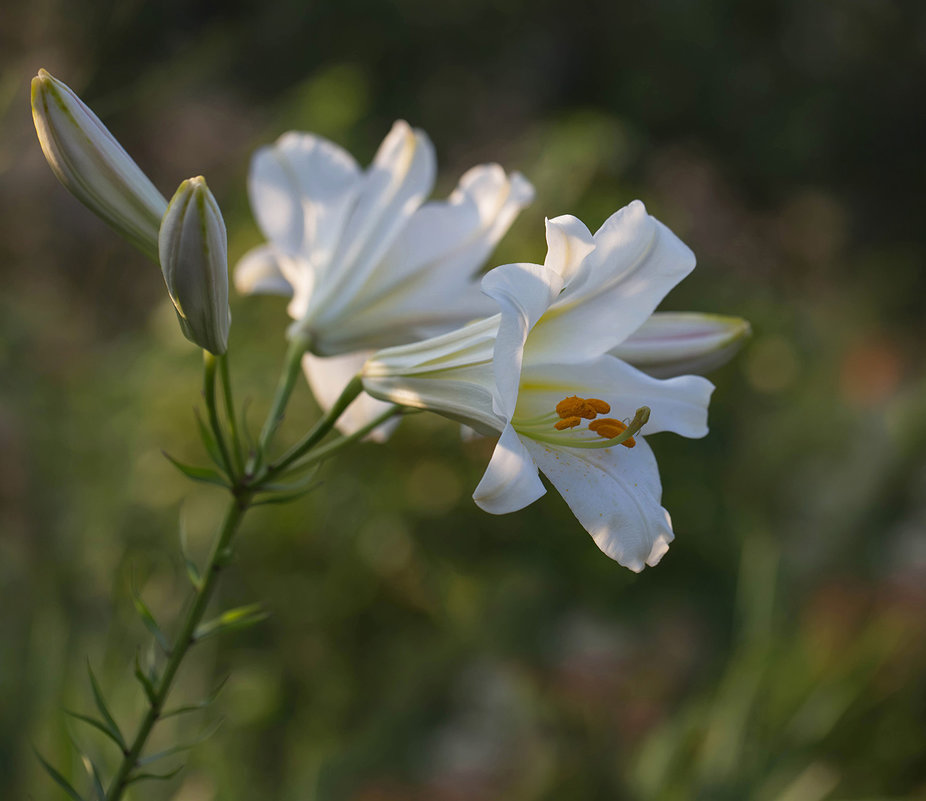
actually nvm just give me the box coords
[241,397,256,455]
[62,730,105,801]
[125,764,184,785]
[130,581,171,655]
[34,749,86,801]
[193,408,225,470]
[256,467,320,495]
[178,517,203,590]
[85,662,127,751]
[64,710,125,752]
[193,604,268,642]
[162,451,230,488]
[136,719,223,767]
[133,650,158,705]
[79,752,106,801]
[251,489,318,507]
[161,674,229,719]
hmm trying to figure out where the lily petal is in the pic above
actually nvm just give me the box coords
[543,214,596,283]
[473,422,547,514]
[313,165,533,354]
[310,122,436,330]
[524,437,673,571]
[362,316,502,434]
[336,165,533,346]
[527,200,696,364]
[248,132,361,266]
[372,164,535,293]
[517,355,714,439]
[303,351,400,442]
[613,312,751,378]
[482,262,564,419]
[234,245,293,297]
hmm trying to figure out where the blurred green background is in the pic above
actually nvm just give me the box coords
[3,1,926,799]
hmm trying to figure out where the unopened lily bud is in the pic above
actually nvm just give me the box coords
[159,177,231,354]
[31,69,167,260]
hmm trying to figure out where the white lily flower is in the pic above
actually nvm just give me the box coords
[234,121,534,436]
[31,69,167,260]
[363,201,717,571]
[159,176,231,354]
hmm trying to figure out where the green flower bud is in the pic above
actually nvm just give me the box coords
[31,69,167,260]
[159,177,231,354]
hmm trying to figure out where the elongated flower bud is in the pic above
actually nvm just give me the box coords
[159,177,231,354]
[31,69,168,260]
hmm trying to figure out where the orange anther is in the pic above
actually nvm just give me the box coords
[554,416,582,430]
[588,418,635,447]
[556,396,590,419]
[555,395,609,420]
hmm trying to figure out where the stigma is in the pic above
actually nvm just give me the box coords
[588,418,635,448]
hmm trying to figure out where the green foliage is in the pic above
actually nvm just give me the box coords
[34,749,86,801]
[193,605,269,643]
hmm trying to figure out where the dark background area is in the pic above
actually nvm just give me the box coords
[2,1,925,798]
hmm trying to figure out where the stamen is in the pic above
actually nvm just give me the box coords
[589,418,635,448]
[555,395,612,420]
[514,402,650,450]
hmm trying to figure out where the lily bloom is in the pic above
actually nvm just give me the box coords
[234,121,534,438]
[362,202,718,571]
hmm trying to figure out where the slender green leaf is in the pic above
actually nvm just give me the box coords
[162,451,230,488]
[255,466,320,495]
[34,748,85,801]
[62,730,105,801]
[178,516,203,590]
[64,710,125,752]
[130,580,171,655]
[136,719,223,767]
[161,674,229,719]
[133,650,157,705]
[125,765,184,785]
[79,752,106,801]
[85,662,126,752]
[193,604,268,642]
[241,397,256,453]
[251,488,317,507]
[193,407,225,469]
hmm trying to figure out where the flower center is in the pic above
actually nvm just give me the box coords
[513,395,649,450]
[553,395,636,447]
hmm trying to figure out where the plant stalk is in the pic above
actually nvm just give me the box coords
[203,352,234,477]
[257,375,364,482]
[218,353,244,473]
[104,493,252,801]
[253,332,312,470]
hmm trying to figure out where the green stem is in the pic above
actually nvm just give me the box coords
[262,404,404,484]
[104,494,252,801]
[254,332,312,470]
[203,352,234,477]
[256,375,364,482]
[218,354,244,473]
